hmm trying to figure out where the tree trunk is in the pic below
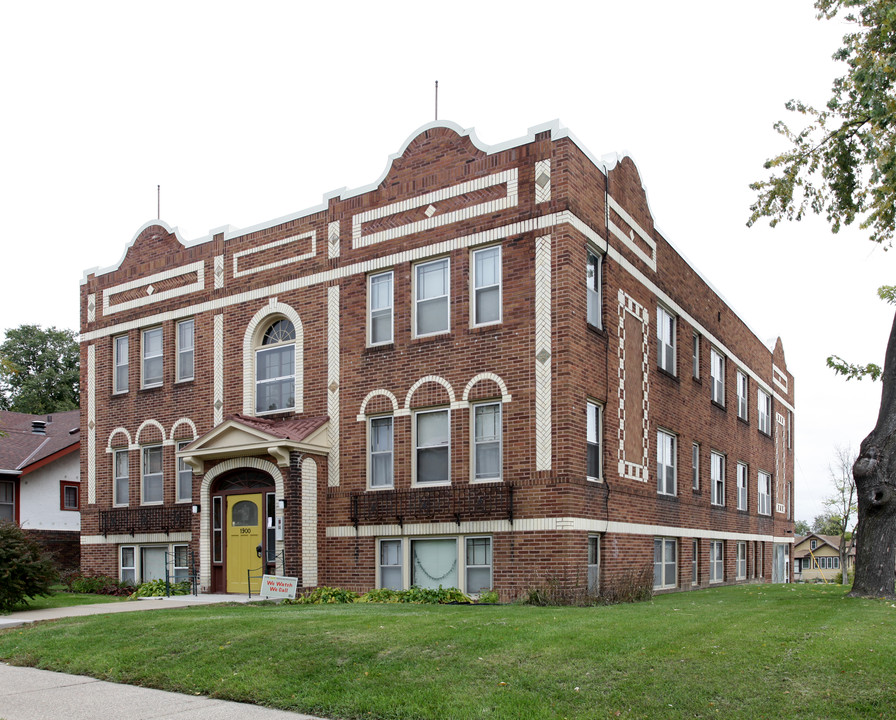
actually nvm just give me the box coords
[849,310,896,599]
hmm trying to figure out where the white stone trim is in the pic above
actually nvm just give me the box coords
[87,293,96,323]
[301,457,318,586]
[326,517,793,544]
[214,314,224,425]
[214,255,225,289]
[607,195,657,271]
[534,159,551,204]
[135,419,167,445]
[79,209,793,414]
[87,344,96,504]
[404,375,457,410]
[352,169,518,249]
[232,231,316,278]
[461,372,512,404]
[241,301,304,416]
[534,234,552,471]
[328,221,340,259]
[170,417,198,440]
[327,286,340,487]
[81,532,192,545]
[617,290,650,482]
[106,427,132,450]
[199,456,285,589]
[102,261,205,316]
[356,389,400,421]
[773,364,789,393]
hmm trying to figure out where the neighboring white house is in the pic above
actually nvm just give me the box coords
[0,409,81,569]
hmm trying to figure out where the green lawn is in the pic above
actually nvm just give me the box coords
[12,591,127,612]
[0,584,893,720]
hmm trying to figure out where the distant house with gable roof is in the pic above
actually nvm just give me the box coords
[793,533,854,582]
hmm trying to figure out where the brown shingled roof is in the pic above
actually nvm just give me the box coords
[223,414,328,442]
[0,409,80,474]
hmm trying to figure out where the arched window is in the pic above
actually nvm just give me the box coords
[256,318,295,413]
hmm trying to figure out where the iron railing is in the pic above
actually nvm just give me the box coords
[350,484,513,528]
[99,505,192,536]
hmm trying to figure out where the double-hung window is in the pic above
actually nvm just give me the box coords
[710,540,724,583]
[657,430,676,495]
[113,449,129,506]
[654,538,677,589]
[473,402,501,481]
[736,462,748,511]
[176,441,192,503]
[736,542,747,579]
[758,389,772,434]
[0,480,14,522]
[61,482,79,510]
[472,246,501,326]
[586,250,602,329]
[758,471,772,515]
[141,445,163,505]
[692,443,700,490]
[379,539,402,591]
[692,539,699,585]
[415,258,449,336]
[736,371,748,420]
[142,327,163,388]
[120,546,136,584]
[692,333,700,378]
[256,319,295,414]
[465,537,493,594]
[369,416,394,488]
[657,306,675,374]
[369,271,393,345]
[711,451,725,506]
[588,536,600,593]
[710,348,725,405]
[586,401,602,481]
[176,319,194,382]
[415,408,450,484]
[113,335,129,393]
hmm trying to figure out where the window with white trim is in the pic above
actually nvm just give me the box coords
[692,538,699,585]
[120,546,136,584]
[710,348,725,405]
[588,535,600,593]
[0,480,14,522]
[758,388,772,434]
[736,371,748,421]
[466,537,493,594]
[141,445,163,505]
[710,540,724,583]
[692,333,700,378]
[255,319,296,414]
[369,416,394,489]
[711,451,725,506]
[473,402,501,481]
[586,250,602,329]
[472,246,501,326]
[379,539,402,591]
[758,471,772,515]
[142,327,163,388]
[176,319,194,382]
[736,462,748,511]
[368,271,393,345]
[657,430,676,495]
[415,257,450,337]
[657,306,675,374]
[212,496,223,563]
[173,544,190,583]
[113,449,129,506]
[414,408,450,484]
[692,443,700,490]
[736,541,747,579]
[176,441,192,503]
[587,401,602,481]
[113,334,129,393]
[411,537,458,589]
[654,538,677,589]
[810,539,818,550]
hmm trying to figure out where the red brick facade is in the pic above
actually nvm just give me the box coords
[79,121,794,598]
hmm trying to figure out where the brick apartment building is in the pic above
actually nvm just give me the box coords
[78,121,795,597]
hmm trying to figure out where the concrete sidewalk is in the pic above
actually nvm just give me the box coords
[0,593,254,629]
[0,663,326,720]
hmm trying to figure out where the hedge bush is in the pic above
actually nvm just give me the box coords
[0,522,57,613]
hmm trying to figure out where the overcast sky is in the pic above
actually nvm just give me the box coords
[1,0,891,525]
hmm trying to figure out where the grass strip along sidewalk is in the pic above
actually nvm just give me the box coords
[0,584,893,720]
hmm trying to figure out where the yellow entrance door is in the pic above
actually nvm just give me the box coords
[226,493,263,593]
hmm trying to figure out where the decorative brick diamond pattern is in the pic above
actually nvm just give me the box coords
[535,159,551,203]
[214,255,224,289]
[328,221,340,259]
[534,234,552,471]
[87,294,96,322]
[775,413,787,515]
[214,314,224,426]
[327,286,340,487]
[617,290,650,482]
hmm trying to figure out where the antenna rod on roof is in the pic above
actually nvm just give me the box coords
[157,185,160,219]
[435,80,438,121]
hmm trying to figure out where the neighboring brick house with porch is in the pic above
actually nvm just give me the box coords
[0,410,81,570]
[78,120,795,597]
